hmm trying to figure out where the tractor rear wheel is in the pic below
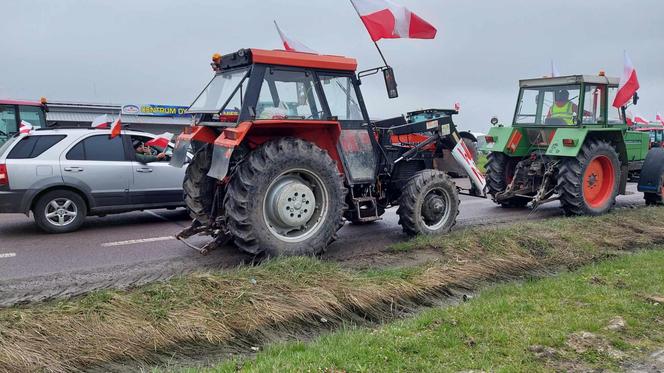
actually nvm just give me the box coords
[397,170,459,237]
[183,144,217,224]
[224,138,345,256]
[485,152,529,208]
[557,139,620,216]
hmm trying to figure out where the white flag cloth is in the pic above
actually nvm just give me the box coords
[91,114,111,129]
[274,21,316,54]
[19,120,33,134]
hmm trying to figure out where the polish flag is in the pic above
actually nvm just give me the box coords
[633,112,649,125]
[145,132,174,149]
[91,114,112,129]
[274,21,316,54]
[656,113,664,126]
[350,0,437,42]
[19,120,33,134]
[109,117,122,139]
[451,139,486,193]
[612,51,640,108]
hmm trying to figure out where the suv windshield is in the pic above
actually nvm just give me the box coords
[515,84,581,126]
[188,68,249,113]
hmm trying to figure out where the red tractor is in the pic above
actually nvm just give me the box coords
[0,98,48,146]
[171,49,484,256]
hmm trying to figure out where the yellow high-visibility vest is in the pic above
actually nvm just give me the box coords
[550,102,574,125]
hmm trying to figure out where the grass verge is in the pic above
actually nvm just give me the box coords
[2,208,664,372]
[207,249,664,372]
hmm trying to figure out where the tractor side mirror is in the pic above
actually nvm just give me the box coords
[633,92,639,105]
[383,67,398,99]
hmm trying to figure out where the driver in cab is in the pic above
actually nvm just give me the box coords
[134,140,166,163]
[547,90,578,125]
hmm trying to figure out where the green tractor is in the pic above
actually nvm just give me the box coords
[481,74,650,215]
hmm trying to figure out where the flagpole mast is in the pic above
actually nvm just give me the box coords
[349,0,390,67]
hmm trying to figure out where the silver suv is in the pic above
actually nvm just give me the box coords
[0,128,187,233]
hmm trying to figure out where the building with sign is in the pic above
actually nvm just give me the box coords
[45,101,192,134]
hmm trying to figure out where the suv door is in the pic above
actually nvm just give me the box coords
[59,134,132,208]
[127,134,185,206]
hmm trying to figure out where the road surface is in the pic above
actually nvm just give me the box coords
[0,182,645,306]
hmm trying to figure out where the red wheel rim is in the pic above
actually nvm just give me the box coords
[582,155,615,208]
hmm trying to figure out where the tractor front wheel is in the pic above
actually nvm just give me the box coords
[224,138,345,256]
[485,152,529,208]
[557,139,620,216]
[397,170,460,237]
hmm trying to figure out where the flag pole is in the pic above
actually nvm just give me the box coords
[349,0,390,67]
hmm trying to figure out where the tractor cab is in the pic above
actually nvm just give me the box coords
[0,99,48,145]
[514,75,623,128]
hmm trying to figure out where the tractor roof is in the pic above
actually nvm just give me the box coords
[0,99,43,106]
[218,48,358,72]
[520,75,619,88]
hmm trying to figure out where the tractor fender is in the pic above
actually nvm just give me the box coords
[480,126,523,154]
[208,120,344,180]
[637,147,664,194]
[546,128,589,157]
[170,126,218,168]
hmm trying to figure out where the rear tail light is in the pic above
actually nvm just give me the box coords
[485,135,495,143]
[562,139,576,147]
[0,164,8,186]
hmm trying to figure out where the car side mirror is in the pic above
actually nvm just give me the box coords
[633,92,639,105]
[383,67,398,99]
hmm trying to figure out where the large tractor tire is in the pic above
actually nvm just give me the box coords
[485,152,529,208]
[183,144,217,224]
[397,170,460,237]
[557,139,620,216]
[224,138,345,256]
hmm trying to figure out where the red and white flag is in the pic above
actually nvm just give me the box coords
[19,120,33,134]
[612,51,640,108]
[656,113,664,126]
[145,132,174,148]
[109,117,122,139]
[91,114,112,129]
[350,0,437,42]
[274,21,316,54]
[633,112,649,125]
[454,102,461,111]
[451,139,486,193]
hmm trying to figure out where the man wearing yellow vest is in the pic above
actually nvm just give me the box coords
[547,90,578,125]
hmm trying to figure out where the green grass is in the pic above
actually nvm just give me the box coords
[205,250,664,372]
[476,153,488,173]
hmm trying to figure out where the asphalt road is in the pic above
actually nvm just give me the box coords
[0,182,645,306]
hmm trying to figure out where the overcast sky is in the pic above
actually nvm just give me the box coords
[1,0,663,132]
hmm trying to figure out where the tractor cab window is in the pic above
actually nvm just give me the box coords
[581,85,606,124]
[188,68,249,114]
[18,105,46,129]
[607,87,623,124]
[0,105,17,141]
[257,69,323,120]
[515,85,580,126]
[319,76,363,121]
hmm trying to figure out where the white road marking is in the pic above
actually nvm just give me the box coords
[0,253,16,259]
[101,236,174,247]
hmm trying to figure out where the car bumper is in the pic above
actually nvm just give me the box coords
[0,189,28,213]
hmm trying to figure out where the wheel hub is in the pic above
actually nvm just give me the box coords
[265,176,316,229]
[422,193,445,223]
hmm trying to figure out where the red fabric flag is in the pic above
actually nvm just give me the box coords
[612,51,640,108]
[91,114,111,129]
[19,120,33,134]
[109,117,122,139]
[350,0,437,42]
[145,132,174,148]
